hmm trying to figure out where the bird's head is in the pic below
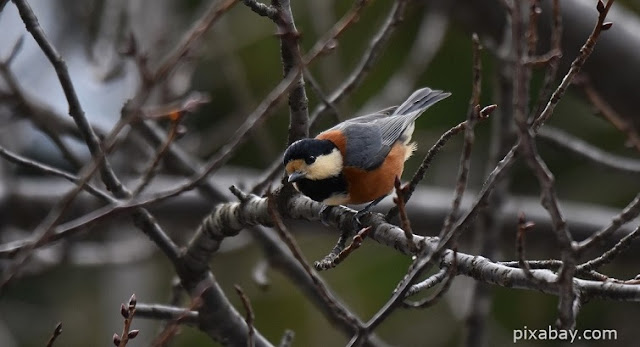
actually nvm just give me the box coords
[284,139,343,182]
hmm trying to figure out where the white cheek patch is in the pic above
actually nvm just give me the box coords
[306,149,343,180]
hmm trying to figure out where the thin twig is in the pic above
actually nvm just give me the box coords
[315,226,372,271]
[12,0,125,194]
[387,105,495,220]
[0,48,85,170]
[405,267,448,297]
[115,294,139,347]
[135,303,199,325]
[531,0,562,119]
[526,0,541,58]
[352,35,488,338]
[46,322,63,347]
[577,193,640,253]
[122,0,378,209]
[150,297,204,347]
[154,0,239,81]
[538,127,640,174]
[0,145,111,200]
[439,33,482,240]
[533,0,615,131]
[252,0,394,193]
[134,94,211,197]
[303,68,342,122]
[580,79,640,153]
[266,191,364,330]
[578,224,640,273]
[513,0,576,329]
[133,117,182,196]
[241,0,277,19]
[515,213,549,287]
[272,0,310,145]
[403,249,457,309]
[3,0,183,291]
[309,0,409,128]
[361,2,450,110]
[393,177,416,252]
[234,285,255,347]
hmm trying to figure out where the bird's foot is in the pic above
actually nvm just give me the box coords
[319,205,333,227]
[353,210,367,230]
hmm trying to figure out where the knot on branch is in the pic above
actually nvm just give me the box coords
[181,191,272,274]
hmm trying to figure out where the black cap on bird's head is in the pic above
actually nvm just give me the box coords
[283,139,337,165]
[284,139,341,182]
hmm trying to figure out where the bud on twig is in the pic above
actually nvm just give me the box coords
[120,303,129,318]
[128,330,140,339]
[128,294,137,309]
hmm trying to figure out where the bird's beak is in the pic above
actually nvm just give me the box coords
[288,171,306,183]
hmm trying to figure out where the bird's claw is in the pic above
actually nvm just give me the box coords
[353,210,366,230]
[319,205,333,227]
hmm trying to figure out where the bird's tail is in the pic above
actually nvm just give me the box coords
[393,87,451,117]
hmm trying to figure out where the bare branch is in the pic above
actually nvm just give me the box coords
[578,224,640,273]
[393,177,416,253]
[12,0,126,194]
[577,193,640,252]
[45,322,63,347]
[439,34,482,240]
[0,145,111,201]
[309,0,410,126]
[403,250,457,309]
[241,0,277,19]
[579,79,640,153]
[234,285,255,347]
[251,0,408,193]
[136,303,199,325]
[405,267,448,297]
[154,0,239,82]
[266,191,365,331]
[315,226,372,271]
[272,0,310,145]
[533,0,615,131]
[387,105,495,220]
[539,127,640,174]
[115,294,139,347]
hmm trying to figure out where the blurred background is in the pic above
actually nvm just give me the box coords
[1,0,640,346]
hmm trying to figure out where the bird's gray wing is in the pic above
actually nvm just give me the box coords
[328,106,397,129]
[340,122,386,170]
[331,87,451,170]
[376,87,451,147]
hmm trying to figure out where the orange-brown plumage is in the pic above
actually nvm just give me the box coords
[343,142,407,204]
[316,130,346,153]
[317,130,408,204]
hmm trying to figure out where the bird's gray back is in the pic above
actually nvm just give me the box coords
[325,87,451,170]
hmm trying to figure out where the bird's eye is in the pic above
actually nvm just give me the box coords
[305,156,316,165]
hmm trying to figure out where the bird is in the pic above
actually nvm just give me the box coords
[283,87,451,226]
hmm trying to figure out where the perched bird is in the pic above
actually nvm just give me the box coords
[284,87,451,225]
